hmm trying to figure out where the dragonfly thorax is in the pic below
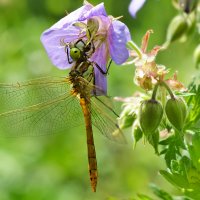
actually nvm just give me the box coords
[69,69,92,97]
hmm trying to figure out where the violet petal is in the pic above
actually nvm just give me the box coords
[79,3,107,21]
[129,0,146,18]
[50,4,92,30]
[108,20,131,65]
[91,42,108,95]
[41,25,81,69]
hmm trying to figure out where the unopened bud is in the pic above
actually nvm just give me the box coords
[166,14,188,43]
[139,99,163,135]
[179,0,198,13]
[165,97,187,131]
[119,106,136,129]
[194,44,200,69]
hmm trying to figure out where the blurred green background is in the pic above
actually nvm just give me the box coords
[0,0,198,199]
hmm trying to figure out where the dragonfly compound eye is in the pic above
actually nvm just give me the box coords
[70,47,81,61]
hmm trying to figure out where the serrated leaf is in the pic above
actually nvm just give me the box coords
[164,143,177,168]
[174,130,186,149]
[171,160,180,174]
[179,156,191,179]
[160,170,189,189]
[159,136,173,145]
[147,131,159,155]
[188,133,200,171]
[185,83,200,130]
[159,149,167,155]
[150,184,173,200]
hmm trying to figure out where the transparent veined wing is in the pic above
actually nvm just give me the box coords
[73,76,126,144]
[0,76,126,143]
[0,77,70,112]
[0,77,84,137]
[90,96,127,144]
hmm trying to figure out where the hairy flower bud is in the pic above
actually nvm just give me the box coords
[166,14,188,43]
[139,99,163,135]
[165,97,187,131]
[119,106,136,129]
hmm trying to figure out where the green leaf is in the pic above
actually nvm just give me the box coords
[185,188,200,200]
[118,105,136,129]
[171,160,181,174]
[185,82,200,130]
[146,131,159,155]
[120,114,135,129]
[188,133,200,171]
[174,91,196,97]
[159,149,167,155]
[174,130,186,149]
[137,194,154,200]
[132,125,143,148]
[164,143,177,168]
[160,170,189,189]
[159,137,173,145]
[179,156,191,179]
[150,184,173,200]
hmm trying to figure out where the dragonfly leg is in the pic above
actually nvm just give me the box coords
[92,59,113,75]
[65,45,73,64]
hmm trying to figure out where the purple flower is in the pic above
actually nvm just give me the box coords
[41,1,131,95]
[129,0,146,18]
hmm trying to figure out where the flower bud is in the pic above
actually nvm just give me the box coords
[119,106,136,129]
[139,99,163,135]
[165,97,187,131]
[179,0,198,13]
[194,44,200,69]
[166,14,188,43]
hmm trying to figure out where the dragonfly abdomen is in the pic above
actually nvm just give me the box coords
[79,97,98,192]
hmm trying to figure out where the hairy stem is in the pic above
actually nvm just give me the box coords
[151,83,159,100]
[161,81,175,99]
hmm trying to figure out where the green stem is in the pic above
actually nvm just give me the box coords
[161,81,175,99]
[151,83,159,100]
[126,41,143,59]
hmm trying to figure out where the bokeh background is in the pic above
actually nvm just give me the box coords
[0,0,198,199]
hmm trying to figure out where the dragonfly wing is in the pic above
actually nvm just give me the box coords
[0,77,71,113]
[0,77,84,137]
[90,96,126,144]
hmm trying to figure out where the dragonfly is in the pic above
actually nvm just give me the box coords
[0,31,126,192]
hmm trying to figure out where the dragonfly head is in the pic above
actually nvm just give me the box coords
[70,47,81,61]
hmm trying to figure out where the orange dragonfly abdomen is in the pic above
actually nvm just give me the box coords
[79,97,98,192]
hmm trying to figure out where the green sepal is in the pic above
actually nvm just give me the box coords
[146,130,159,155]
[132,125,143,149]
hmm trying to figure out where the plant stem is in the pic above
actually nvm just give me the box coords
[126,41,143,59]
[161,81,175,99]
[151,83,159,100]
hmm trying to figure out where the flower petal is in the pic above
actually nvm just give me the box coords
[50,4,92,30]
[91,42,108,95]
[108,20,131,64]
[129,0,146,18]
[41,25,81,69]
[79,3,107,21]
